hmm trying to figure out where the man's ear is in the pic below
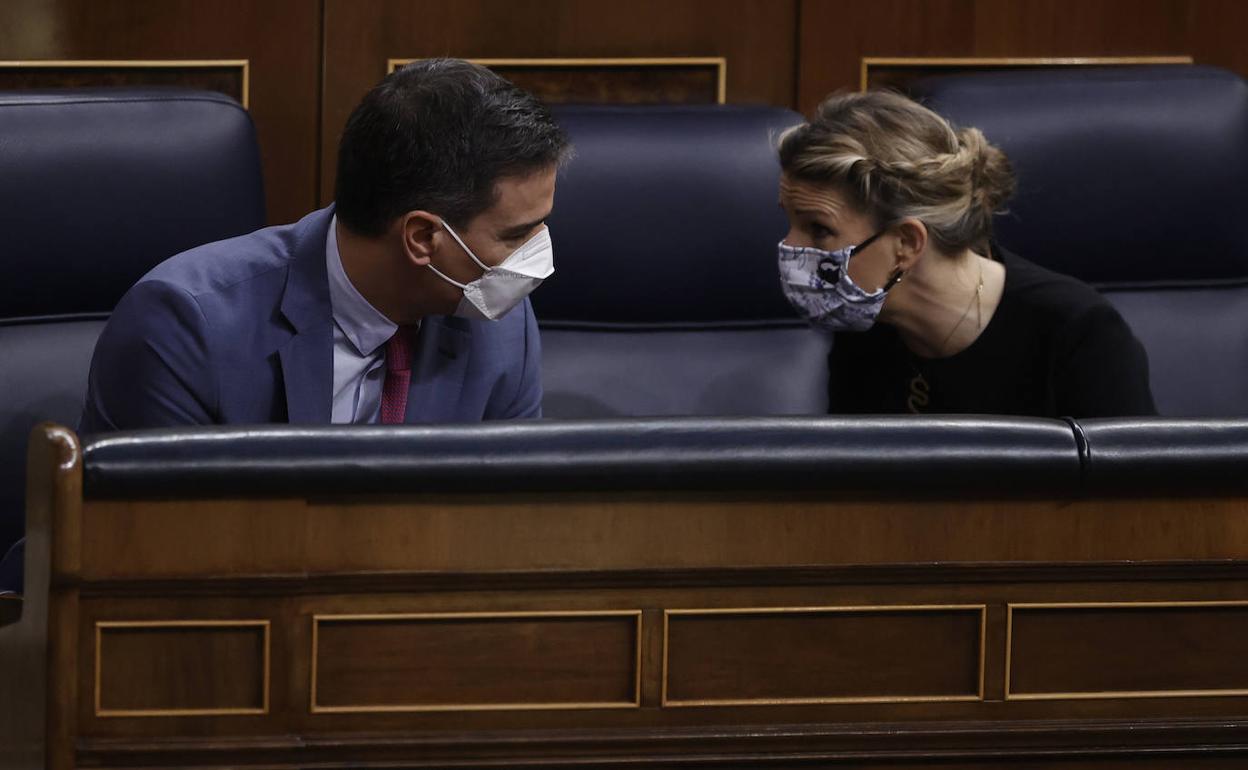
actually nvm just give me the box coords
[398,211,441,266]
[892,218,929,272]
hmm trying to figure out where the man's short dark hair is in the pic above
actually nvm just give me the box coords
[335,58,570,237]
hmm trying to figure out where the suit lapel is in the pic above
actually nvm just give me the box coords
[405,315,472,423]
[278,207,335,424]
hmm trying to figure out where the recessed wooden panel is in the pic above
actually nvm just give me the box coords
[0,60,249,107]
[860,56,1192,92]
[312,611,641,712]
[389,57,725,105]
[1007,602,1248,700]
[95,621,269,717]
[663,605,984,706]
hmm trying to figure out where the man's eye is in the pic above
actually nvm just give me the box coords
[810,224,834,239]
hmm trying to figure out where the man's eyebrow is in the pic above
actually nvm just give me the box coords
[500,214,549,238]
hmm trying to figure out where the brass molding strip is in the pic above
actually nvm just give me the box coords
[1005,600,1248,701]
[0,59,251,108]
[94,619,270,718]
[310,610,643,713]
[662,604,986,707]
[859,55,1194,91]
[388,56,728,104]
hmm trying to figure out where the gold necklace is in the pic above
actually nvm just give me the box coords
[906,261,986,413]
[936,263,984,356]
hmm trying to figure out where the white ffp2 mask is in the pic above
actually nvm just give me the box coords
[428,221,554,321]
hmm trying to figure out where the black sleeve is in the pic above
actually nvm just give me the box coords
[1053,303,1157,418]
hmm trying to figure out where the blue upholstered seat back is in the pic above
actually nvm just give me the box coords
[0,88,265,556]
[538,105,824,417]
[913,66,1248,416]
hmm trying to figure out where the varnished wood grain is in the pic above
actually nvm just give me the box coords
[0,596,19,627]
[0,425,81,770]
[96,621,268,715]
[0,61,246,104]
[663,606,983,705]
[319,0,798,203]
[1008,602,1248,698]
[77,494,1248,579]
[797,0,1248,113]
[313,612,639,711]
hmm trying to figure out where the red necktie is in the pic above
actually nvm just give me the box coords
[380,326,415,424]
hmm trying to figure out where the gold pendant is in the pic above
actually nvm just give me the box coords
[907,374,930,414]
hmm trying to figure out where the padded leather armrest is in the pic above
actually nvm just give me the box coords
[1074,418,1248,493]
[81,416,1080,498]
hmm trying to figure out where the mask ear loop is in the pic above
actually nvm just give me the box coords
[439,219,492,272]
[846,229,886,258]
[849,228,902,292]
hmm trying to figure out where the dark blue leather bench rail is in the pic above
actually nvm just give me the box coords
[81,417,1248,499]
[81,416,1081,498]
[1074,418,1248,492]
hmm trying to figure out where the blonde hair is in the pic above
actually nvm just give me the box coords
[778,90,1014,255]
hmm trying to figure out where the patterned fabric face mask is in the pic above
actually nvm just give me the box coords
[777,230,899,332]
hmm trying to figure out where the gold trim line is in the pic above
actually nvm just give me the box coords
[662,604,986,708]
[1005,600,1248,701]
[0,59,251,109]
[311,610,643,714]
[859,55,1194,91]
[388,57,727,104]
[94,619,270,718]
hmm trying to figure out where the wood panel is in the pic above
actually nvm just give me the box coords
[388,56,727,105]
[8,416,1248,767]
[319,0,798,203]
[95,621,269,716]
[797,0,975,112]
[0,60,248,105]
[1007,602,1248,699]
[797,0,1248,113]
[663,605,984,705]
[0,596,18,627]
[861,55,1192,92]
[312,612,640,712]
[0,0,321,225]
[79,494,1248,579]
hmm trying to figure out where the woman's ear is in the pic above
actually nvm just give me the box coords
[892,217,928,272]
[398,211,441,266]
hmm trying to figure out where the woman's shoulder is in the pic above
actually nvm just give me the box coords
[996,246,1118,323]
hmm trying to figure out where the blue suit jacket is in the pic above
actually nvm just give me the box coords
[80,206,542,431]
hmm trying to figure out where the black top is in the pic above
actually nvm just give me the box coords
[828,248,1157,418]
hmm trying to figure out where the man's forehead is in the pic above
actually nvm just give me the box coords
[483,167,557,226]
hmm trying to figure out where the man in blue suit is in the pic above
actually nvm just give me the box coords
[80,58,568,431]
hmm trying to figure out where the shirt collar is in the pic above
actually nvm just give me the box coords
[326,214,398,357]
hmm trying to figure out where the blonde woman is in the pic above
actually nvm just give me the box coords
[777,91,1155,417]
